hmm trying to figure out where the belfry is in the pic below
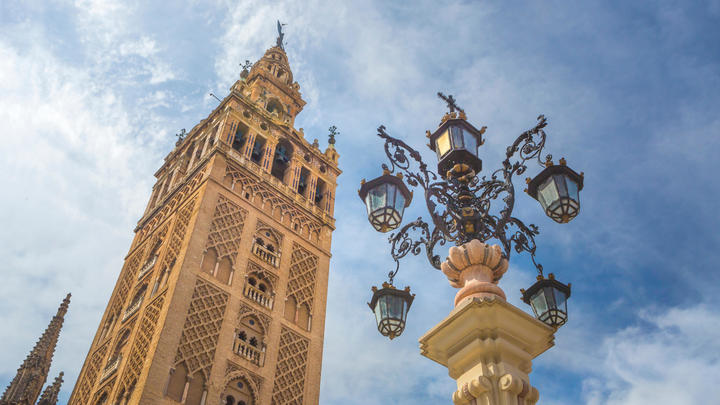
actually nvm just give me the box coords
[69,26,340,405]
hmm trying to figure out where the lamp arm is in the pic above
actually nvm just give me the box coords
[388,218,445,283]
[377,125,438,190]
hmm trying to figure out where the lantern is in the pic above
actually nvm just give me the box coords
[427,113,485,178]
[527,158,584,223]
[368,282,415,339]
[521,273,571,328]
[358,170,413,233]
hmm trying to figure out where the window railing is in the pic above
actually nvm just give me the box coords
[137,255,157,279]
[122,299,142,321]
[100,353,122,381]
[243,283,273,309]
[252,243,279,267]
[233,340,265,366]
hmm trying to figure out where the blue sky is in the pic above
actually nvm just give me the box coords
[1,1,719,404]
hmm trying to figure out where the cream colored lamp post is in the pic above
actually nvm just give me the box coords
[358,93,583,404]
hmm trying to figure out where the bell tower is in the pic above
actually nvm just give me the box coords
[69,28,340,405]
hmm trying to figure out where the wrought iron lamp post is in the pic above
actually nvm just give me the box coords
[359,92,584,339]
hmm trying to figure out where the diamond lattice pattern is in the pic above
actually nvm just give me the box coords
[285,244,319,308]
[205,194,247,261]
[174,278,229,379]
[271,327,310,405]
[70,344,107,405]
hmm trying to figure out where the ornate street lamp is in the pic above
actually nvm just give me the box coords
[521,273,571,328]
[358,170,413,233]
[368,282,415,339]
[426,107,486,178]
[527,157,584,224]
[358,92,585,333]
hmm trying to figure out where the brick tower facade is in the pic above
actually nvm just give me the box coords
[68,33,340,405]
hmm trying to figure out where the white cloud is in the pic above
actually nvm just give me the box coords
[582,305,720,404]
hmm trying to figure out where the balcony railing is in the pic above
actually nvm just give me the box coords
[122,299,142,322]
[252,243,279,267]
[233,340,265,366]
[100,354,122,381]
[137,256,157,279]
[243,283,273,309]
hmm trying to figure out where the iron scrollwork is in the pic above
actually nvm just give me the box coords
[378,107,555,279]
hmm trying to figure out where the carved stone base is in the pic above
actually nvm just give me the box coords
[419,296,555,405]
[441,240,509,306]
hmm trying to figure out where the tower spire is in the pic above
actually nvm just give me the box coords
[37,372,63,405]
[0,293,70,405]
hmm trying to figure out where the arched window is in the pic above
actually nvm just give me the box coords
[250,136,266,164]
[225,395,235,405]
[123,285,146,321]
[284,296,297,322]
[166,363,188,402]
[233,316,265,366]
[314,178,327,206]
[271,140,293,182]
[185,373,205,405]
[266,99,282,115]
[243,273,273,309]
[221,376,254,405]
[251,227,282,267]
[298,167,310,197]
[232,124,248,153]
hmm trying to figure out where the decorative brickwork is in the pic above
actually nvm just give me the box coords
[139,165,207,240]
[71,342,108,405]
[224,362,263,402]
[225,163,321,237]
[286,244,319,309]
[161,197,197,273]
[118,293,165,394]
[246,260,278,290]
[238,303,272,332]
[205,194,248,263]
[174,278,230,380]
[271,327,310,404]
[108,247,146,321]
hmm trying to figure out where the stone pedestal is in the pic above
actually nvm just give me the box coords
[419,296,555,405]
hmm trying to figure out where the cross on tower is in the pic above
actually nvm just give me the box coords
[437,92,464,114]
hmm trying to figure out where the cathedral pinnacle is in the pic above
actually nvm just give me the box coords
[0,294,70,405]
[37,372,63,405]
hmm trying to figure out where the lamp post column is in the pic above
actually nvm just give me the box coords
[418,240,556,405]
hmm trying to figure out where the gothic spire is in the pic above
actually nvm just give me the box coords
[37,372,63,405]
[0,293,70,405]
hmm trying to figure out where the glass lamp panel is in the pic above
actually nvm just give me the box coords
[385,295,398,319]
[451,127,464,149]
[538,177,559,210]
[566,178,579,202]
[373,302,383,324]
[386,183,397,212]
[379,296,389,318]
[530,290,548,318]
[543,286,557,309]
[395,192,406,212]
[464,131,478,156]
[436,130,451,158]
[553,174,568,198]
[368,184,387,212]
[555,289,568,313]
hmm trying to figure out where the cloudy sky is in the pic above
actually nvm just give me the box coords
[2,0,720,404]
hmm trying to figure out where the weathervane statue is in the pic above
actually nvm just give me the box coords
[276,20,286,49]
